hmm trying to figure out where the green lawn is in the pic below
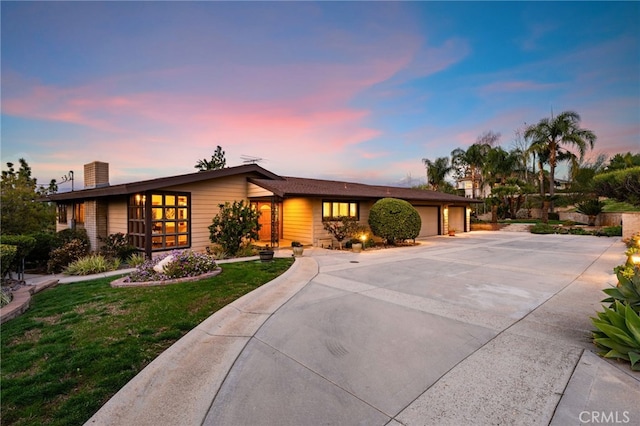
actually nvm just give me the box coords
[1,257,294,426]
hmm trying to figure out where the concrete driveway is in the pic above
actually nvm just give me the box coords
[88,231,640,426]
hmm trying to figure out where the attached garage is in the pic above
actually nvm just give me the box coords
[448,206,466,232]
[415,206,440,237]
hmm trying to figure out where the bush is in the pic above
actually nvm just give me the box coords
[594,167,640,206]
[126,250,217,283]
[1,244,17,280]
[65,254,121,276]
[208,200,260,257]
[47,239,90,273]
[55,228,90,249]
[594,226,623,237]
[26,232,57,269]
[530,223,557,234]
[368,198,421,244]
[0,235,36,277]
[127,252,147,267]
[99,232,138,261]
[592,300,640,371]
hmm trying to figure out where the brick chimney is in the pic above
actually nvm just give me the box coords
[84,161,110,189]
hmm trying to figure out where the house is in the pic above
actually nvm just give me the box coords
[45,161,475,258]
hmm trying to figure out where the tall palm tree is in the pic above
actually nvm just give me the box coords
[524,111,596,199]
[451,143,490,199]
[422,156,452,192]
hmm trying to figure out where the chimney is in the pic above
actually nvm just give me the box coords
[84,161,110,189]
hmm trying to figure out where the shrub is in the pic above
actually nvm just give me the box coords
[65,254,121,276]
[530,223,557,234]
[1,244,17,280]
[47,239,90,273]
[603,267,640,313]
[55,228,90,249]
[126,250,217,283]
[368,198,421,244]
[594,226,623,237]
[209,200,260,257]
[26,232,57,269]
[1,288,12,307]
[594,167,640,206]
[323,216,359,247]
[0,235,36,275]
[99,232,138,261]
[126,252,146,267]
[592,300,640,371]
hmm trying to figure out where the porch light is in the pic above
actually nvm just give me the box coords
[360,234,367,243]
[631,254,640,265]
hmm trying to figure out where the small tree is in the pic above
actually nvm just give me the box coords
[195,145,227,171]
[368,198,421,245]
[323,216,359,249]
[208,200,260,257]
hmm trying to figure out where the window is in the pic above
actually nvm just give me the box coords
[322,201,359,220]
[57,204,67,224]
[74,203,85,224]
[128,192,190,252]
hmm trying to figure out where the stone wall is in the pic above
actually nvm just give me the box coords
[558,212,622,227]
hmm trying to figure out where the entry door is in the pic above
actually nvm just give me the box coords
[259,204,271,241]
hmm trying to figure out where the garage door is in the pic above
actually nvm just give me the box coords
[449,207,465,232]
[415,206,439,237]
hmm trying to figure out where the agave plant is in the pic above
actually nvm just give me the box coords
[592,300,640,371]
[602,268,640,313]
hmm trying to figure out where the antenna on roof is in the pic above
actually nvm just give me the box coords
[240,155,266,165]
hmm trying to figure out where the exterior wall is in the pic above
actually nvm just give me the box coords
[84,199,108,251]
[282,198,313,244]
[309,199,375,247]
[165,174,250,253]
[84,161,110,188]
[622,213,640,241]
[108,197,128,235]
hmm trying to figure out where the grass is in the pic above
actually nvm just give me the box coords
[1,257,294,426]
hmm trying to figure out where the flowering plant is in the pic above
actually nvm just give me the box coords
[126,250,217,283]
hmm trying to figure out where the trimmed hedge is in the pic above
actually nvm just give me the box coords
[368,198,421,244]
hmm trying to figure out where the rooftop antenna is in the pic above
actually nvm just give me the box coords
[59,170,74,191]
[240,155,266,165]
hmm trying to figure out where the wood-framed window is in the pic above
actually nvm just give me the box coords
[128,191,190,253]
[57,204,67,224]
[74,202,85,224]
[322,201,359,220]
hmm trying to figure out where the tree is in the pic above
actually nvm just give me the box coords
[451,142,491,199]
[607,152,640,171]
[195,145,226,171]
[524,111,596,202]
[208,200,260,257]
[368,198,421,245]
[1,159,56,235]
[421,156,452,192]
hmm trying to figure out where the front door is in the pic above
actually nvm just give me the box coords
[258,204,271,241]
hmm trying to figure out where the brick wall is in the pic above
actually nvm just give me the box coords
[84,161,109,188]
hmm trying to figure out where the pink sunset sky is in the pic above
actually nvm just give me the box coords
[2,1,638,188]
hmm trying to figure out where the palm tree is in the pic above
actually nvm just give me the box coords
[524,111,596,200]
[195,145,227,171]
[451,143,490,199]
[422,156,452,192]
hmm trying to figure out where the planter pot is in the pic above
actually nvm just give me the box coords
[259,250,274,262]
[351,243,362,253]
[292,246,304,257]
[448,230,455,236]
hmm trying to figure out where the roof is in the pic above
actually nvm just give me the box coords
[44,164,282,201]
[250,176,474,204]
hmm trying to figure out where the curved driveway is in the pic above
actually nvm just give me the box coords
[87,232,640,425]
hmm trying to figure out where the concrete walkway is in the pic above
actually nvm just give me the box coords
[86,232,639,425]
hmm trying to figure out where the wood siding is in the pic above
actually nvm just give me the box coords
[108,197,128,235]
[282,198,313,244]
[165,174,250,253]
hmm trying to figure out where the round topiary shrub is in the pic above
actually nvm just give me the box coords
[368,198,421,244]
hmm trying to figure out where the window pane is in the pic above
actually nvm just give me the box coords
[152,194,163,205]
[165,236,176,247]
[178,196,188,206]
[152,237,163,248]
[165,208,176,219]
[178,208,187,219]
[178,221,187,233]
[152,222,162,234]
[178,235,188,246]
[165,222,176,233]
[349,203,357,217]
[338,203,348,217]
[165,195,176,205]
[323,202,331,218]
[152,208,163,220]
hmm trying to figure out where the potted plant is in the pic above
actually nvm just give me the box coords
[259,246,274,262]
[448,229,456,236]
[351,239,363,253]
[291,241,304,257]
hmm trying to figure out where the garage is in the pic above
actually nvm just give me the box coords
[415,206,440,237]
[448,206,466,232]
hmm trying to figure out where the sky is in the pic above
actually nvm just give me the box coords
[2,1,639,190]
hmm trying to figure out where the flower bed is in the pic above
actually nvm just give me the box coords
[112,250,220,287]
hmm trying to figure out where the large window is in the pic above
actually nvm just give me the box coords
[128,192,190,252]
[322,201,359,220]
[57,204,67,224]
[74,203,85,224]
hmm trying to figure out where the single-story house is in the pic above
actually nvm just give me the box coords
[44,161,476,257]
